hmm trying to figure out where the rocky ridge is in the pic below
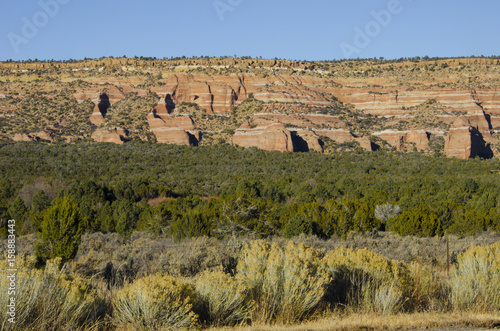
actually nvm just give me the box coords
[0,57,499,159]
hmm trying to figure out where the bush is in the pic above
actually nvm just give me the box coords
[0,258,105,330]
[237,240,330,323]
[390,205,443,237]
[195,267,254,326]
[450,243,500,311]
[35,198,83,264]
[408,262,451,312]
[284,214,312,238]
[111,274,198,330]
[322,247,413,314]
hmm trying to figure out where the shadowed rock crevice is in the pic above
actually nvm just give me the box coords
[291,133,309,152]
[165,94,176,112]
[471,128,494,159]
[97,93,110,116]
[187,132,199,146]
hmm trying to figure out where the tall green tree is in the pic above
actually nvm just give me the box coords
[35,198,83,264]
[7,197,27,234]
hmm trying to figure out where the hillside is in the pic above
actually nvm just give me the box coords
[1,57,499,158]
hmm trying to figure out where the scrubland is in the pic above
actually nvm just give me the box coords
[2,233,499,330]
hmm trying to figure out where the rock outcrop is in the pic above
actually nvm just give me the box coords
[147,107,196,145]
[233,122,294,152]
[2,57,500,158]
[292,130,323,153]
[444,126,493,159]
[443,111,495,159]
[91,128,125,144]
[373,129,430,152]
[90,92,111,126]
[152,75,247,114]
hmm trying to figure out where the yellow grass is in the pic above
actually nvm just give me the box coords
[208,312,500,331]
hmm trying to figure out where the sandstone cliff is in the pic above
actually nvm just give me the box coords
[1,57,500,159]
[234,122,295,152]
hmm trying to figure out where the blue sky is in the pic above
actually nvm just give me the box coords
[0,0,499,61]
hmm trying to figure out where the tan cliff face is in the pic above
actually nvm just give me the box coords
[233,122,295,152]
[1,57,499,158]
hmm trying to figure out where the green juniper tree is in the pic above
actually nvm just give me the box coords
[35,198,83,264]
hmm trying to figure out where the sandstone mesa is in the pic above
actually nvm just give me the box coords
[0,57,499,159]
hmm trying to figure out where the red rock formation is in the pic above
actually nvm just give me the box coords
[405,129,430,151]
[152,75,247,114]
[315,129,358,144]
[147,108,196,145]
[372,129,429,152]
[33,131,54,142]
[444,109,495,159]
[3,58,500,158]
[90,105,105,126]
[11,133,33,142]
[152,127,191,145]
[293,130,323,153]
[233,123,294,152]
[89,92,112,126]
[91,128,124,144]
[444,127,474,159]
[11,132,54,142]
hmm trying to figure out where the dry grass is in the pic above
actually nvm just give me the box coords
[0,257,106,331]
[207,312,500,331]
[450,243,500,311]
[3,235,500,330]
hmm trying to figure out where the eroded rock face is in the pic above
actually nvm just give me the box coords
[91,128,125,144]
[152,75,247,114]
[314,129,376,151]
[233,123,294,152]
[292,130,323,153]
[2,58,500,157]
[147,109,196,145]
[373,129,429,152]
[12,132,54,142]
[12,133,34,142]
[444,126,493,159]
[151,127,191,145]
[90,93,112,126]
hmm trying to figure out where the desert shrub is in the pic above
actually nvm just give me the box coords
[450,243,500,311]
[195,267,254,326]
[0,258,105,330]
[283,214,312,238]
[408,262,451,312]
[390,205,443,237]
[237,240,330,323]
[322,247,413,314]
[35,198,83,264]
[111,274,198,330]
[447,209,489,236]
[165,236,238,277]
[171,211,212,241]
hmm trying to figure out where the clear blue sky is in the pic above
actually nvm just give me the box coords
[1,0,499,61]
